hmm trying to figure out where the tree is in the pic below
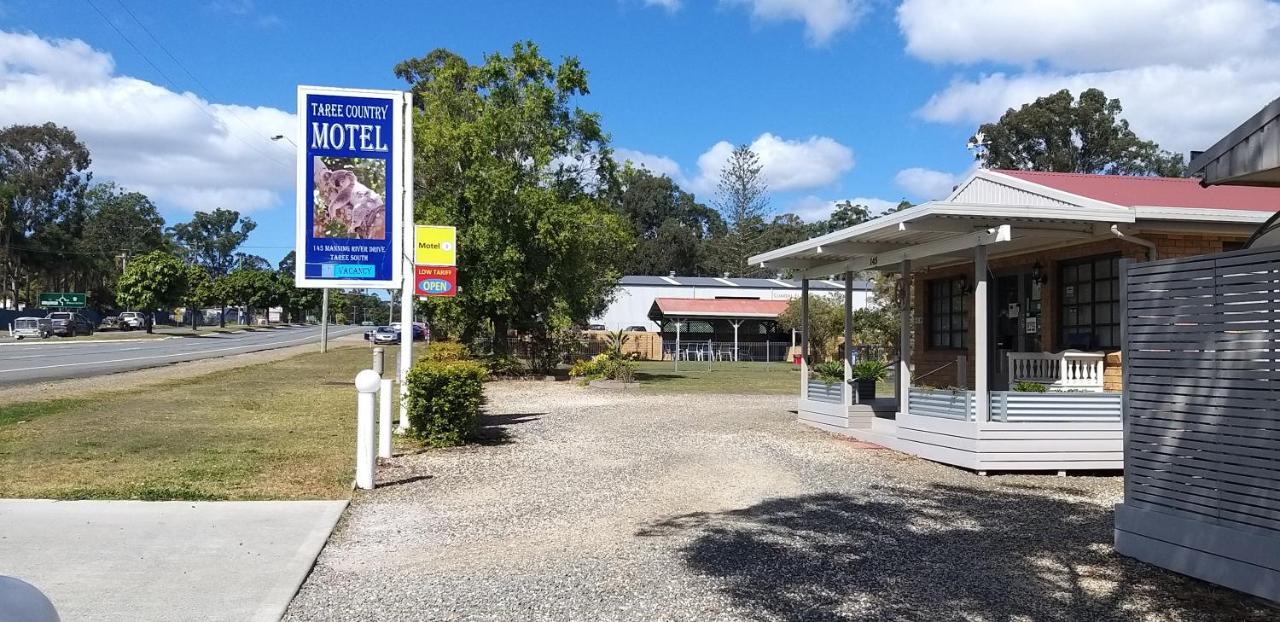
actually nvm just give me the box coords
[970,88,1186,176]
[828,201,871,231]
[169,208,256,326]
[711,145,771,277]
[81,182,167,308]
[116,251,188,333]
[399,42,633,366]
[614,166,725,276]
[776,294,844,362]
[0,123,92,308]
[221,268,282,325]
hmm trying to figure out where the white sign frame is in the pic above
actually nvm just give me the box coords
[295,85,409,289]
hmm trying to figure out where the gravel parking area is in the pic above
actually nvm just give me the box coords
[285,382,1273,621]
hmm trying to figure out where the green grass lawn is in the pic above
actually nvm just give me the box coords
[0,345,400,501]
[632,360,803,394]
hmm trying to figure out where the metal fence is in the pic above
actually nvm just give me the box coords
[1115,246,1280,601]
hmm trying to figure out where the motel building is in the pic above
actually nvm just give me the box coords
[750,167,1278,473]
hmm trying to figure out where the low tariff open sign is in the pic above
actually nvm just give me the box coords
[415,265,456,297]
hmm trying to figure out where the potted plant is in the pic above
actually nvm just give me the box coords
[812,360,844,385]
[851,360,890,403]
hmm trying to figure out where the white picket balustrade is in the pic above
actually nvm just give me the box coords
[1007,350,1104,392]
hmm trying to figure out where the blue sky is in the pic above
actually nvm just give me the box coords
[4,0,1279,264]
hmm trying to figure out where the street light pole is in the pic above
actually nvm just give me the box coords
[320,288,329,353]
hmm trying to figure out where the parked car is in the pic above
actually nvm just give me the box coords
[389,322,428,341]
[47,311,93,337]
[370,326,399,345]
[9,316,53,339]
[118,311,146,330]
[360,320,375,326]
[587,324,606,331]
[624,325,648,332]
[97,315,123,331]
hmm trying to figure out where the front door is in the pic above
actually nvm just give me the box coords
[991,271,1043,390]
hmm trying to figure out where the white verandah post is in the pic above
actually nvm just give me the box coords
[899,260,912,415]
[974,245,990,423]
[800,278,809,401]
[730,319,742,362]
[843,270,854,405]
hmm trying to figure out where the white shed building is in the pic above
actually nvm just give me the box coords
[593,275,874,332]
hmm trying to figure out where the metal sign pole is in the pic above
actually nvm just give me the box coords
[397,92,415,432]
[320,288,329,353]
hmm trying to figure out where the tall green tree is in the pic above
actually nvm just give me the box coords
[0,123,92,308]
[169,208,256,326]
[398,41,632,364]
[116,250,188,333]
[712,145,770,276]
[614,166,724,275]
[80,182,167,308]
[970,88,1186,176]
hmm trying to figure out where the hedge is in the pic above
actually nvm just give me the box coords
[404,359,488,447]
[423,340,468,362]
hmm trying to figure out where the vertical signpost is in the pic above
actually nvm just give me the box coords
[296,86,411,487]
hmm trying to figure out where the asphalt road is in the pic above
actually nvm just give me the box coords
[0,325,365,385]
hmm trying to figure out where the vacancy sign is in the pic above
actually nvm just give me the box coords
[414,225,456,266]
[415,265,457,297]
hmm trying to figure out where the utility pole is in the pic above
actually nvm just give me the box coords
[320,288,329,353]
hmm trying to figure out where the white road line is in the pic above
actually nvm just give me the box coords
[0,330,351,375]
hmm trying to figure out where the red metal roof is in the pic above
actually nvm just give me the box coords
[650,297,789,318]
[997,169,1280,212]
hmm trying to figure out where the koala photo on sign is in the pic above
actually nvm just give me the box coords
[312,156,387,240]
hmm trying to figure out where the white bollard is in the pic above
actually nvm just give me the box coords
[396,380,410,433]
[354,369,381,490]
[378,378,393,459]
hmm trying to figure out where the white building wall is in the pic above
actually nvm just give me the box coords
[593,282,873,331]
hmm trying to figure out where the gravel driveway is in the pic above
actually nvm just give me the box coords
[285,382,1273,621]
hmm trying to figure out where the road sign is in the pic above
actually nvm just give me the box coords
[414,225,457,266]
[295,85,409,289]
[39,292,86,308]
[414,265,457,297]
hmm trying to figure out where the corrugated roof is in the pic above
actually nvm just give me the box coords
[997,170,1280,212]
[619,275,854,290]
[650,297,789,319]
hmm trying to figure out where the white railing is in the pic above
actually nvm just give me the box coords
[1007,350,1105,392]
[909,388,975,421]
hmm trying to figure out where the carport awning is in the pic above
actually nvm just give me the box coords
[1191,96,1280,187]
[648,298,789,323]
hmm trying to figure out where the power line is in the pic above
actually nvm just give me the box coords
[109,0,295,160]
[82,0,293,170]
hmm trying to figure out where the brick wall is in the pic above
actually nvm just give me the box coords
[909,233,1246,390]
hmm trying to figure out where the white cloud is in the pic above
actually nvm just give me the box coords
[642,0,682,10]
[898,0,1280,72]
[785,195,897,222]
[894,167,960,200]
[917,61,1280,155]
[0,30,295,213]
[900,1,1280,156]
[614,147,685,182]
[688,132,854,194]
[723,0,867,45]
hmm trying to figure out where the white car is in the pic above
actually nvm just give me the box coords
[118,311,146,329]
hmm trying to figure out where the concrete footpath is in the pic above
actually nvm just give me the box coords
[0,499,346,622]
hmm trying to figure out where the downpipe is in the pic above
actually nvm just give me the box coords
[1111,224,1158,261]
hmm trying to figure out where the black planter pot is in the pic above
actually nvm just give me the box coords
[854,379,876,403]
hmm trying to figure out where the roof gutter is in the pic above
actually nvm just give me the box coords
[1111,224,1157,261]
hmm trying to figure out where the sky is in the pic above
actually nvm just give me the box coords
[3,0,1280,264]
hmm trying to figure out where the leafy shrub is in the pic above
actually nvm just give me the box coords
[423,340,468,362]
[1012,381,1048,393]
[404,359,488,447]
[812,360,844,384]
[481,353,528,378]
[569,353,636,383]
[852,359,890,382]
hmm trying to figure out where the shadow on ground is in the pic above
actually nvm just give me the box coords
[472,412,543,445]
[638,485,1273,621]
